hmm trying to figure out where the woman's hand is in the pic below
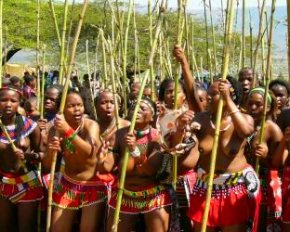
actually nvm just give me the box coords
[175,110,195,132]
[38,118,48,131]
[253,143,268,159]
[173,45,187,64]
[48,136,62,153]
[125,132,137,152]
[156,101,166,116]
[218,80,232,102]
[13,148,25,160]
[54,114,70,134]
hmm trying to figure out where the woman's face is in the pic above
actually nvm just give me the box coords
[197,89,208,110]
[64,93,84,123]
[238,69,254,96]
[163,82,186,109]
[44,88,59,113]
[270,84,289,110]
[0,90,20,118]
[135,101,153,125]
[246,93,266,120]
[96,92,115,121]
[207,81,220,113]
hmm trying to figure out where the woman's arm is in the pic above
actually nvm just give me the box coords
[219,80,254,138]
[69,120,101,157]
[173,45,203,112]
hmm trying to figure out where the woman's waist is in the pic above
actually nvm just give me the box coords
[64,168,99,182]
[196,165,254,186]
[124,176,158,191]
[198,156,248,174]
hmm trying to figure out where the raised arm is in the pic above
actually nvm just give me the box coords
[219,80,254,138]
[173,45,204,112]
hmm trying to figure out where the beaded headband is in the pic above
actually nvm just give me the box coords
[248,87,272,104]
[97,89,121,104]
[140,99,155,115]
[0,87,22,97]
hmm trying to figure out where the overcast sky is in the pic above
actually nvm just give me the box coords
[163,0,286,9]
[68,0,286,9]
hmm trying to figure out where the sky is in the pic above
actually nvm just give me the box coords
[163,0,286,10]
[67,0,287,9]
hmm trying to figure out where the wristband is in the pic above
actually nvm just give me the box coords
[64,127,74,138]
[229,109,240,116]
[130,146,141,158]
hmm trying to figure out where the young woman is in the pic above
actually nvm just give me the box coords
[95,89,130,173]
[107,97,172,232]
[238,67,255,112]
[272,126,290,232]
[177,78,260,232]
[0,86,43,231]
[38,85,63,188]
[246,87,284,231]
[43,90,104,232]
[269,79,290,117]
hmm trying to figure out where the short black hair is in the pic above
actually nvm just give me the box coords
[24,75,35,85]
[238,67,253,78]
[158,79,186,102]
[10,76,20,85]
[269,78,290,96]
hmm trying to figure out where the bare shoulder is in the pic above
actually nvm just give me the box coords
[119,118,130,128]
[194,111,210,123]
[84,118,99,128]
[83,118,100,137]
[116,126,130,137]
[267,119,283,138]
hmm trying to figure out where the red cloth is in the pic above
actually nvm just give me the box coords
[282,166,290,223]
[0,171,43,203]
[187,167,261,231]
[109,184,172,214]
[52,174,110,209]
[266,170,282,226]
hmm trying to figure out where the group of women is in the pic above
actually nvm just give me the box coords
[0,46,289,232]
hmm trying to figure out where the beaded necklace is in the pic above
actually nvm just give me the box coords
[134,127,151,138]
[100,118,116,140]
[64,118,84,154]
[210,114,231,132]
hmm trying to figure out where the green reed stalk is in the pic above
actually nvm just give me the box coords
[249,11,253,67]
[208,49,213,84]
[86,39,97,120]
[112,1,166,230]
[46,2,89,231]
[255,0,276,173]
[183,0,190,58]
[241,0,246,67]
[48,0,61,46]
[208,0,218,74]
[252,0,266,87]
[148,0,156,100]
[0,119,28,172]
[36,0,41,110]
[201,0,235,231]
[203,0,209,70]
[133,0,140,77]
[108,40,120,129]
[40,46,46,119]
[190,17,200,80]
[99,29,108,88]
[172,0,186,190]
[58,0,69,84]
